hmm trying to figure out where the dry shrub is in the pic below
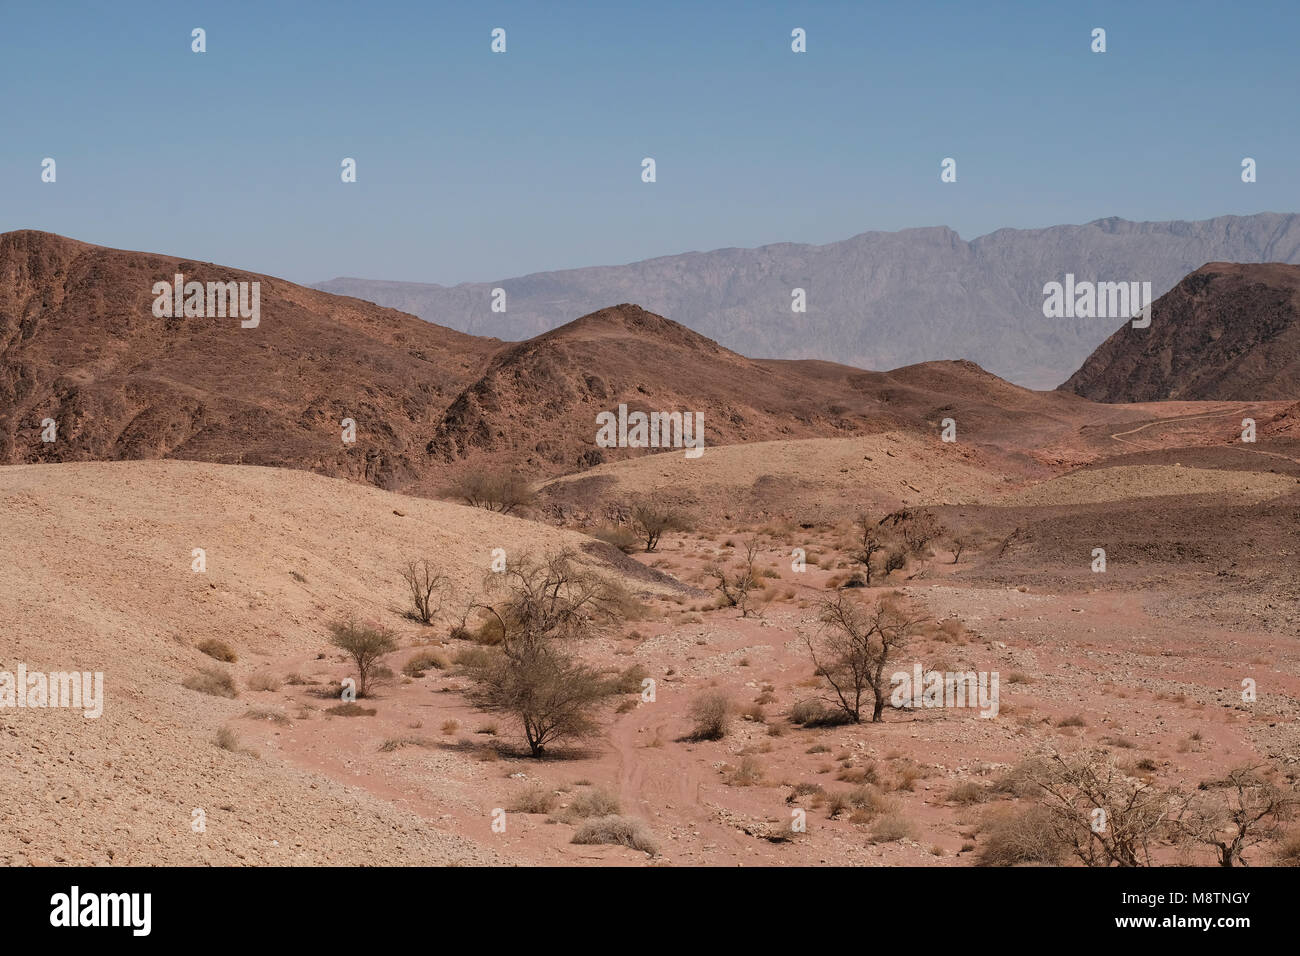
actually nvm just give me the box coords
[869,812,917,843]
[508,784,558,814]
[563,788,621,819]
[246,672,281,692]
[610,663,650,694]
[197,638,237,663]
[403,649,450,677]
[975,805,1066,866]
[325,702,376,717]
[688,691,731,740]
[948,780,989,805]
[571,816,659,855]
[183,666,238,698]
[215,726,240,751]
[789,699,851,728]
[444,469,534,515]
[1276,829,1300,866]
[726,756,764,787]
[590,525,639,554]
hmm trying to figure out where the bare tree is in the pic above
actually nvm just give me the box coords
[801,591,928,722]
[1171,766,1297,867]
[880,508,944,558]
[463,550,620,756]
[850,513,886,584]
[327,618,398,698]
[445,469,534,515]
[950,536,968,563]
[400,558,448,625]
[1024,750,1171,867]
[629,501,685,552]
[710,539,762,617]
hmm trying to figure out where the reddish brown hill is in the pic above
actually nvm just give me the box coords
[426,304,918,475]
[1060,263,1300,402]
[3,231,1200,498]
[0,230,497,489]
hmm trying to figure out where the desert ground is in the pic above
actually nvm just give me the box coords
[4,398,1299,867]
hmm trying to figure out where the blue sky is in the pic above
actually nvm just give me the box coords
[1,0,1296,285]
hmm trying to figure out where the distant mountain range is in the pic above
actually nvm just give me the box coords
[316,213,1300,389]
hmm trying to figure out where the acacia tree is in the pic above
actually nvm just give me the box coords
[629,501,685,552]
[463,550,619,756]
[880,508,944,558]
[1024,750,1171,867]
[1171,766,1297,867]
[801,591,928,722]
[400,558,448,625]
[328,618,398,698]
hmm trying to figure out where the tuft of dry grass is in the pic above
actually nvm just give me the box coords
[571,816,659,855]
[197,638,237,662]
[183,666,238,698]
[508,784,558,814]
[246,672,281,692]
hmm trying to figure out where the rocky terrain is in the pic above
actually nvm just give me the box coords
[1062,262,1300,402]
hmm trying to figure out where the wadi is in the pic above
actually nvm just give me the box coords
[2,231,1299,868]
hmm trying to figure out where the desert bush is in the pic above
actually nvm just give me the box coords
[869,812,917,843]
[215,726,240,751]
[402,649,450,677]
[789,698,851,728]
[1276,829,1300,866]
[444,469,534,515]
[687,691,731,741]
[726,756,764,787]
[948,780,989,805]
[400,558,448,625]
[590,525,639,554]
[571,816,659,855]
[246,672,281,692]
[565,787,621,819]
[610,663,650,694]
[325,702,376,717]
[327,618,398,698]
[197,638,237,663]
[975,805,1066,866]
[508,784,558,814]
[709,540,763,617]
[183,666,238,698]
[242,707,290,725]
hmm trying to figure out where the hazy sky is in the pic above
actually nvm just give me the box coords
[2,0,1296,285]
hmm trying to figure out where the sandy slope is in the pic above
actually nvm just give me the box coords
[0,460,643,866]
